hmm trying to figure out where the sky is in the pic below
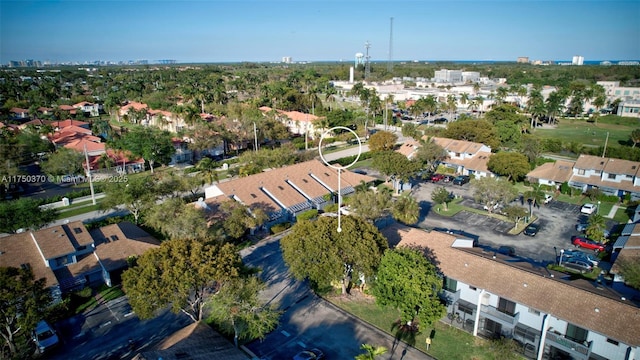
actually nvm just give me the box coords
[1,0,639,64]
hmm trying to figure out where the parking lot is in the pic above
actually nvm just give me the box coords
[409,179,617,266]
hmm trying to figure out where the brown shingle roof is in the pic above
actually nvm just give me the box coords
[574,154,608,171]
[0,232,58,287]
[90,222,160,272]
[383,224,640,347]
[134,321,248,360]
[604,158,640,177]
[213,159,375,213]
[526,160,575,183]
[31,223,85,259]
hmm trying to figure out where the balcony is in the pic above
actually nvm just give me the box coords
[480,304,518,326]
[545,331,591,358]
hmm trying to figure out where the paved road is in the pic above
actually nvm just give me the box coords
[241,234,434,360]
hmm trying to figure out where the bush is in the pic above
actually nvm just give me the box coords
[332,151,373,167]
[323,203,339,213]
[270,222,291,234]
[296,209,318,221]
[598,194,620,203]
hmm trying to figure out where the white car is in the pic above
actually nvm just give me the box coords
[580,203,598,215]
[544,194,553,204]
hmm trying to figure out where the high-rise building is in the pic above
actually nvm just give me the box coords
[282,57,292,64]
[572,55,584,65]
[517,57,529,63]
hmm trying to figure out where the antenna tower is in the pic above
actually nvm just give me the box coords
[364,41,371,81]
[387,17,394,73]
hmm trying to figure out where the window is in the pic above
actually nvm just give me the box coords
[578,169,585,175]
[566,323,588,343]
[528,308,540,316]
[608,173,616,179]
[73,227,83,234]
[515,324,537,343]
[606,338,619,346]
[443,277,457,292]
[484,318,502,336]
[497,297,516,316]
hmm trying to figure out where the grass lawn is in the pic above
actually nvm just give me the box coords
[327,295,501,360]
[55,204,102,219]
[70,284,125,314]
[534,116,635,149]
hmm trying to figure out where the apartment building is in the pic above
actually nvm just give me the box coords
[383,224,639,360]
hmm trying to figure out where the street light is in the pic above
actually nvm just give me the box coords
[559,249,565,266]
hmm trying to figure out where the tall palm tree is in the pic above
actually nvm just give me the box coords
[526,88,545,130]
[545,92,565,125]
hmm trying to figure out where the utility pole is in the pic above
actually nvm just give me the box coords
[83,144,96,205]
[602,131,609,157]
[253,122,258,152]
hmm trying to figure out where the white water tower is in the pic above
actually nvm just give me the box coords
[355,53,364,67]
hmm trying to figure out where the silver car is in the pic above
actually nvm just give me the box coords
[561,249,599,267]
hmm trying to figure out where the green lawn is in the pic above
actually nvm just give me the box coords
[327,295,506,360]
[534,116,635,149]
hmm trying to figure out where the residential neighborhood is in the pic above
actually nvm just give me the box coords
[2,50,640,360]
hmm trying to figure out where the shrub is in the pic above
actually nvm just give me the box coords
[270,222,291,234]
[296,209,318,221]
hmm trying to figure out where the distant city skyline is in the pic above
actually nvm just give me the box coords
[1,0,639,64]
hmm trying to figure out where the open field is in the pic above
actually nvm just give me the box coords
[534,116,637,149]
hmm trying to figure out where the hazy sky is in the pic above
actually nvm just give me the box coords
[1,0,639,64]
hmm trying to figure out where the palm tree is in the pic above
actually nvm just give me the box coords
[460,92,470,109]
[545,92,565,125]
[446,94,457,122]
[473,82,481,95]
[586,214,607,242]
[524,184,546,216]
[355,344,388,360]
[526,88,545,130]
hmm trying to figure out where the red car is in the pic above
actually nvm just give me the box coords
[430,174,445,182]
[571,236,605,252]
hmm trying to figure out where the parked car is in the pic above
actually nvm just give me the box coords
[543,194,553,204]
[560,257,594,273]
[561,249,599,267]
[498,246,516,256]
[523,223,540,236]
[452,175,470,186]
[571,236,606,252]
[442,175,455,183]
[580,203,598,215]
[293,348,325,360]
[430,173,445,182]
[483,202,501,211]
[32,320,59,354]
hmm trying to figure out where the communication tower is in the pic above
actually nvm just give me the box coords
[387,17,394,73]
[364,41,371,81]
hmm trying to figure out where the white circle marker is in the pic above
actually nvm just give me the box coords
[318,126,363,232]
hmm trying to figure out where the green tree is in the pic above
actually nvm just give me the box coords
[471,177,518,214]
[122,239,242,322]
[372,248,445,327]
[346,189,393,222]
[39,147,85,177]
[1,266,53,359]
[215,201,267,242]
[431,186,452,211]
[502,205,529,229]
[443,119,500,149]
[391,193,420,225]
[0,198,57,234]
[631,129,640,148]
[280,216,388,294]
[367,130,398,152]
[586,214,607,242]
[355,344,388,360]
[101,174,157,224]
[524,184,546,216]
[112,126,175,173]
[206,276,280,348]
[413,138,448,172]
[144,198,209,240]
[616,257,640,290]
[487,152,531,182]
[371,151,421,194]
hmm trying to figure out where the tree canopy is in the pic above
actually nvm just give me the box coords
[144,197,209,240]
[280,215,388,294]
[1,266,53,359]
[443,119,500,149]
[206,276,280,347]
[122,239,242,322]
[368,130,398,152]
[487,152,531,182]
[372,247,445,327]
[471,177,518,213]
[101,173,158,224]
[111,126,175,173]
[371,151,421,193]
[39,147,85,177]
[0,198,57,234]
